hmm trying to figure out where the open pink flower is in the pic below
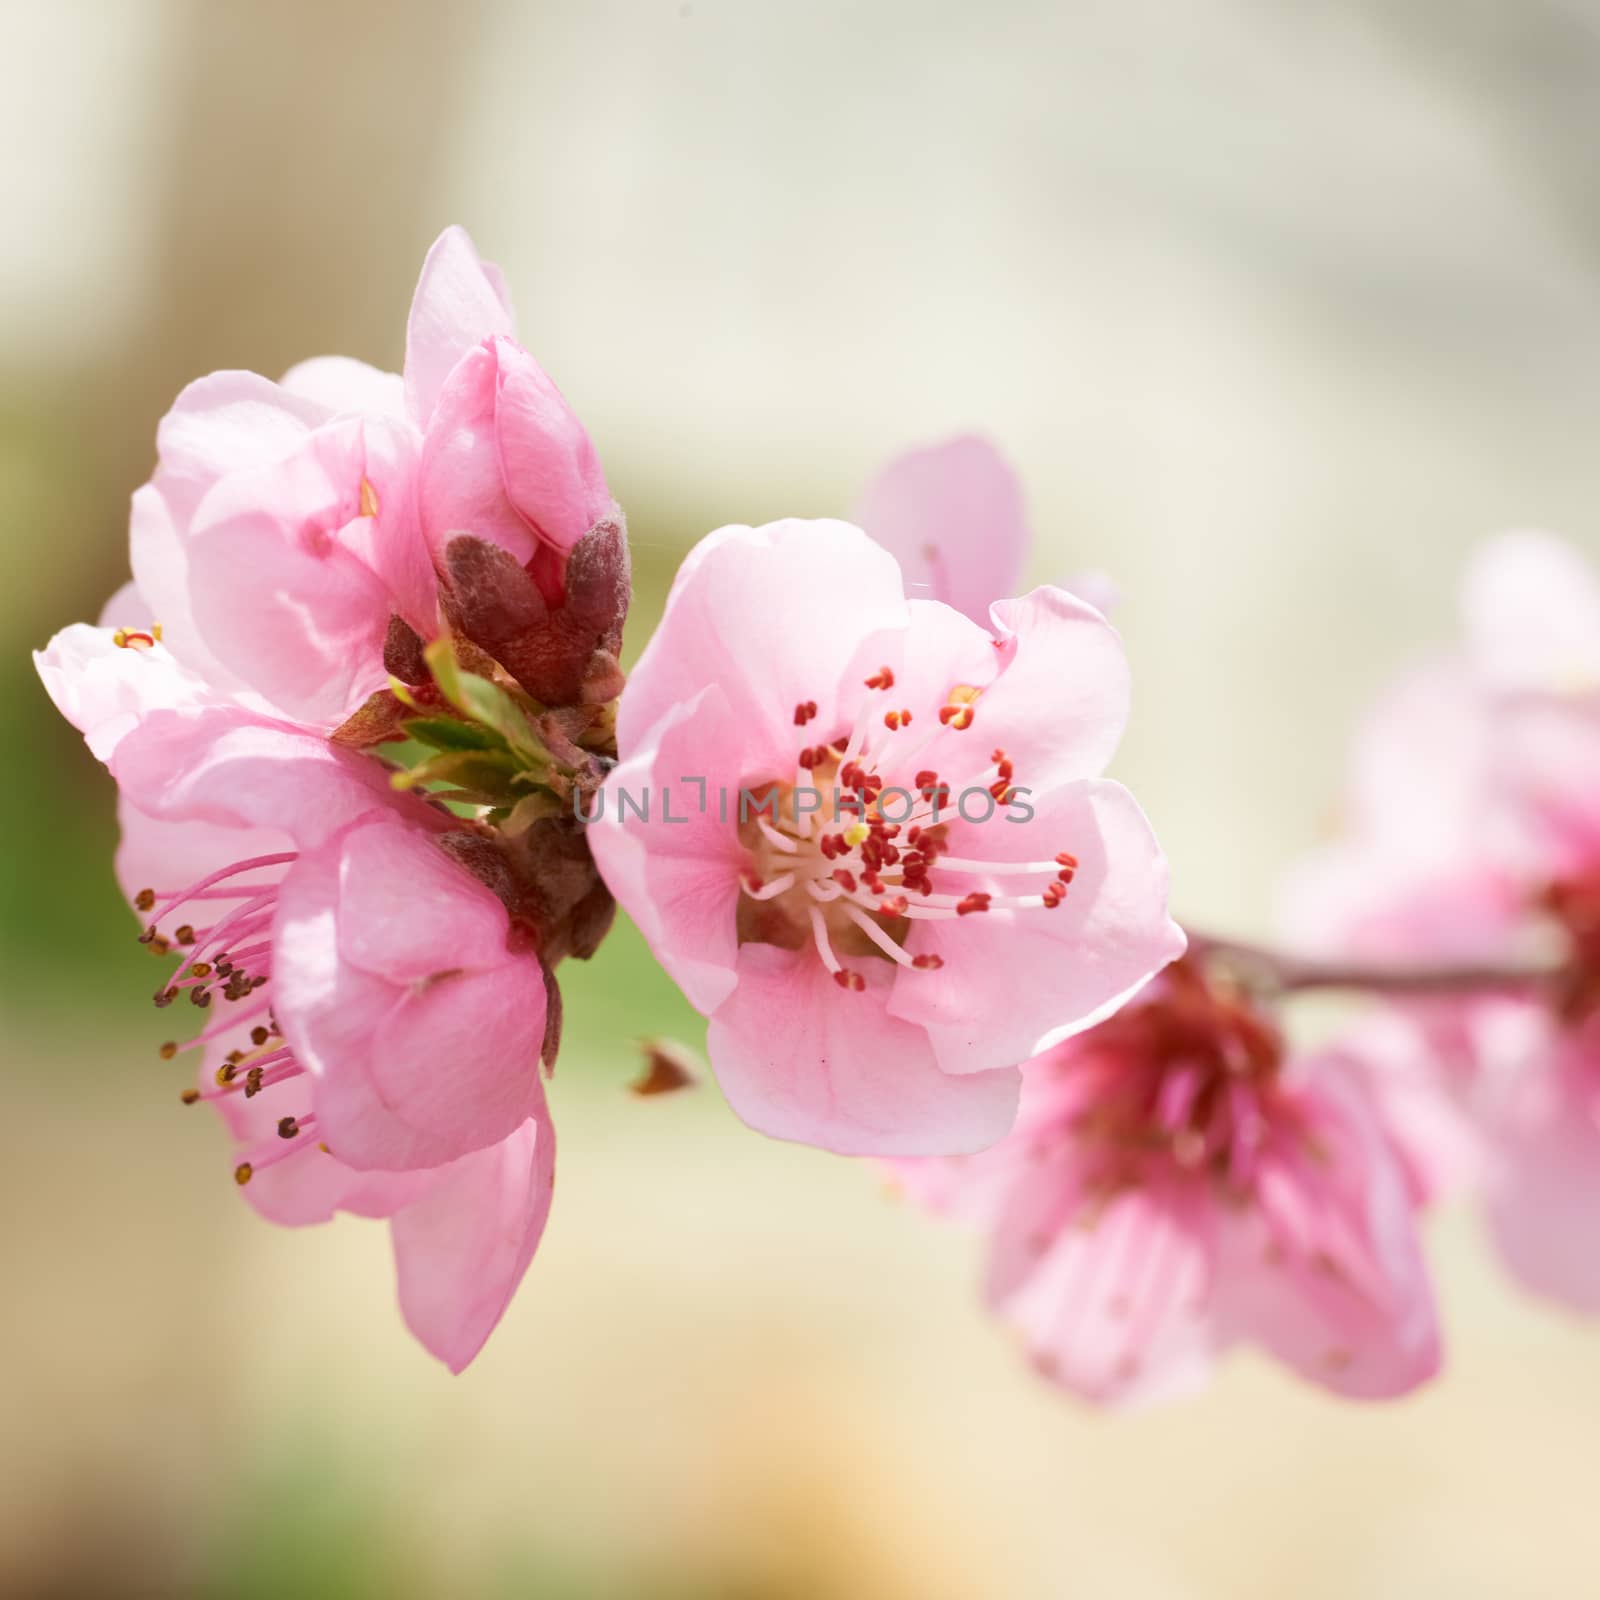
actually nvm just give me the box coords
[589,518,1183,1156]
[1283,531,1600,1312]
[895,959,1440,1404]
[113,751,556,1371]
[34,227,604,1371]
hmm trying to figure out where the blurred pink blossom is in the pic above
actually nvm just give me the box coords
[1282,531,1600,1310]
[894,959,1441,1405]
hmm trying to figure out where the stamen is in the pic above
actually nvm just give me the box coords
[933,856,1078,875]
[741,871,796,901]
[808,906,842,973]
[842,906,919,968]
[145,854,295,927]
[757,818,800,853]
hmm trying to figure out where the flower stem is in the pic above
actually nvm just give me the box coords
[1184,931,1563,998]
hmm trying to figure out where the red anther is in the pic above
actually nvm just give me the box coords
[833,969,867,992]
[879,895,909,916]
[915,769,939,790]
[995,759,1014,781]
[1042,882,1066,909]
[991,747,1007,764]
[906,825,923,845]
[1057,866,1076,883]
[883,708,913,731]
[880,844,900,865]
[911,953,945,970]
[939,704,975,730]
[863,872,886,896]
[793,700,818,726]
[989,779,1013,801]
[797,744,830,770]
[955,892,992,916]
[833,869,858,893]
[1055,852,1079,869]
[818,835,841,860]
[831,737,849,752]
[864,666,896,690]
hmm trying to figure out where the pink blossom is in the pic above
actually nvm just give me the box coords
[37,592,563,1371]
[114,763,556,1371]
[1283,531,1600,1311]
[894,960,1440,1404]
[112,225,609,730]
[33,227,609,1371]
[589,518,1183,1156]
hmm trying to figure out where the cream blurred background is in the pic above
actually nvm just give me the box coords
[6,2,1600,1595]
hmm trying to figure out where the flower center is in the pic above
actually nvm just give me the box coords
[1048,961,1286,1188]
[734,666,1078,991]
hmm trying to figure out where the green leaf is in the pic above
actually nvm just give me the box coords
[390,749,523,801]
[424,638,544,764]
[402,716,506,754]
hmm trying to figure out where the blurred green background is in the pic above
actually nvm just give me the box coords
[7,2,1600,1595]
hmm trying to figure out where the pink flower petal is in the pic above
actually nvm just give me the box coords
[273,814,547,1172]
[491,335,610,553]
[34,624,211,762]
[109,708,415,848]
[615,519,909,765]
[972,586,1132,789]
[888,779,1185,1076]
[1211,1067,1441,1399]
[404,226,517,425]
[183,416,422,726]
[280,355,405,418]
[391,1108,556,1373]
[853,435,1030,624]
[706,944,1021,1155]
[1482,1035,1600,1311]
[990,1169,1218,1409]
[587,686,747,1014]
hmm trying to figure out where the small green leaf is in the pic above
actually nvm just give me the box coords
[390,749,523,801]
[424,638,544,763]
[402,716,506,754]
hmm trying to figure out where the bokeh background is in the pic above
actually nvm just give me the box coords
[7,2,1600,1594]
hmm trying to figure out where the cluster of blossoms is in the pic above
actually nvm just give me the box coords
[35,231,1600,1401]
